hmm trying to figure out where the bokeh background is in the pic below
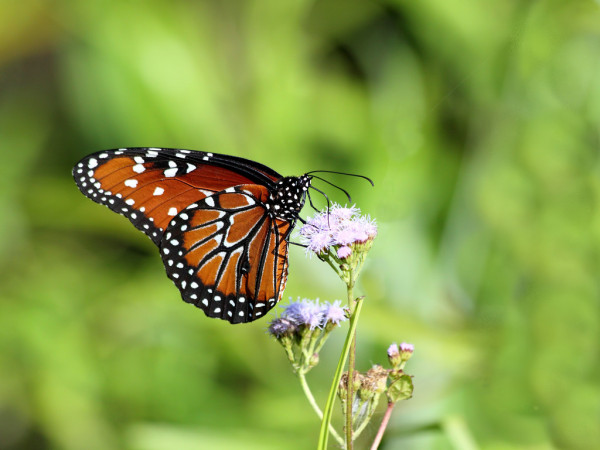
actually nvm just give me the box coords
[1,0,599,449]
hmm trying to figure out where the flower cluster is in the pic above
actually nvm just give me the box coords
[298,204,377,288]
[268,298,348,374]
[387,342,414,368]
[269,298,348,336]
[299,204,377,259]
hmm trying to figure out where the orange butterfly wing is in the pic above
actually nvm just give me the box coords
[160,185,292,323]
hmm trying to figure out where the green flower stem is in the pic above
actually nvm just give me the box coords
[317,296,364,450]
[345,276,357,449]
[298,371,344,446]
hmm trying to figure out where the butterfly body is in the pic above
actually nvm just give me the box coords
[73,148,311,323]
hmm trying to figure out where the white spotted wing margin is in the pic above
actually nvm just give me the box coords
[159,184,292,324]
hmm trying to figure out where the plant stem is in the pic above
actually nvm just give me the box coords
[317,296,364,450]
[345,278,356,449]
[370,402,395,450]
[298,371,344,446]
[345,333,356,448]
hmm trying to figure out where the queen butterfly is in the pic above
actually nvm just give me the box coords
[73,147,323,324]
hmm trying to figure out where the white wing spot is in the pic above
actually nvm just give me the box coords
[190,294,197,299]
[175,153,186,158]
[126,198,135,205]
[133,164,145,173]
[134,157,145,164]
[214,295,221,301]
[225,187,236,193]
[181,281,187,289]
[214,307,221,313]
[147,150,158,157]
[163,248,170,254]
[131,213,137,219]
[88,158,98,168]
[170,239,179,245]
[99,153,108,158]
[153,187,164,196]
[124,179,138,188]
[176,262,184,268]
[186,163,196,173]
[164,168,177,177]
[168,207,177,216]
[202,299,209,306]
[168,161,177,168]
[205,197,215,207]
[179,213,188,220]
[239,297,245,303]
[191,282,199,289]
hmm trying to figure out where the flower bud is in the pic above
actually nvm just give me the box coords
[388,342,413,368]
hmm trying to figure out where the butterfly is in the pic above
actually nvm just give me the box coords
[73,147,322,324]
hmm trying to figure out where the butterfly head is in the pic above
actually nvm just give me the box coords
[268,175,312,221]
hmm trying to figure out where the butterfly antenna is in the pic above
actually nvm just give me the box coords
[306,170,374,187]
[310,175,353,203]
[306,188,320,213]
[309,184,333,227]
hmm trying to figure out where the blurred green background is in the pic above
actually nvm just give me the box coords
[1,0,599,449]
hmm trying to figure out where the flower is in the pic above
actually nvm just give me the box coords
[337,246,352,259]
[321,300,348,326]
[298,203,377,256]
[268,317,297,338]
[278,298,348,330]
[282,298,325,329]
[388,342,414,367]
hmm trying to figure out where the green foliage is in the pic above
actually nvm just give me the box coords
[1,0,599,448]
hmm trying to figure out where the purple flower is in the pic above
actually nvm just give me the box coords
[306,230,333,254]
[399,342,414,353]
[334,228,357,246]
[321,300,347,326]
[330,204,360,221]
[298,204,377,255]
[337,246,352,259]
[388,342,414,367]
[268,317,297,338]
[283,298,325,329]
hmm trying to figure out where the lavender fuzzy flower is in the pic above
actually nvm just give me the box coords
[299,203,377,256]
[321,300,347,326]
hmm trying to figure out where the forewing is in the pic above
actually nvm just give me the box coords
[160,185,291,323]
[72,147,281,245]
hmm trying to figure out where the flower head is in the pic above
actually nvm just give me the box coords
[282,298,325,329]
[298,203,377,255]
[321,300,348,326]
[337,246,352,259]
[268,317,297,338]
[388,342,414,368]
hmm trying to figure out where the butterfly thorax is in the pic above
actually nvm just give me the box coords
[267,175,311,221]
